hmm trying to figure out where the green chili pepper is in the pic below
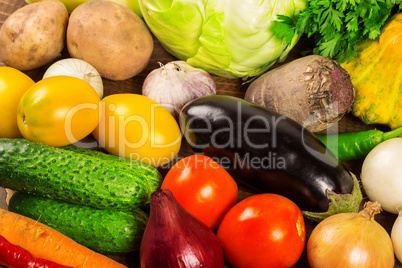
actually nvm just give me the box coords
[315,127,402,162]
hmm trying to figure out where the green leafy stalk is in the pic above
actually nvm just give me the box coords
[274,0,402,63]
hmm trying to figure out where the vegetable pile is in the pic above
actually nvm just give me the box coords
[179,94,362,222]
[2,0,402,267]
[0,138,162,254]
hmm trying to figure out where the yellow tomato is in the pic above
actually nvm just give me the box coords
[17,76,100,147]
[0,67,35,138]
[93,93,182,167]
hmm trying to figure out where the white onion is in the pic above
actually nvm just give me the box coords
[361,137,402,214]
[391,209,402,263]
[43,58,104,98]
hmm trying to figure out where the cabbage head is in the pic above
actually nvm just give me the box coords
[139,0,307,79]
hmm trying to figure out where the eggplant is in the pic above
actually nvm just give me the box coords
[179,95,362,222]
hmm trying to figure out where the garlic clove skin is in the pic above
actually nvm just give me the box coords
[43,58,104,99]
[142,61,216,118]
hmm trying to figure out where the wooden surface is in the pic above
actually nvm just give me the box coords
[1,1,401,267]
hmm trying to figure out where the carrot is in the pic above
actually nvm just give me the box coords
[0,234,72,268]
[0,208,127,268]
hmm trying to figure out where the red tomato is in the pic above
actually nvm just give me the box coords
[216,193,306,268]
[161,154,238,230]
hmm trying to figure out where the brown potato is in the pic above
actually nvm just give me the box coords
[0,0,68,71]
[245,55,355,133]
[66,0,154,81]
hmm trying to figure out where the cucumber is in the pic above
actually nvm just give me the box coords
[59,145,162,204]
[8,192,148,254]
[0,138,150,210]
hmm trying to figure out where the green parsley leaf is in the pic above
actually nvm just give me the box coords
[276,0,402,62]
[272,15,298,45]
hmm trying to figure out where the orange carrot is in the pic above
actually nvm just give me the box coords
[0,209,127,268]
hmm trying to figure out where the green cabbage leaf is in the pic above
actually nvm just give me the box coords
[139,0,307,79]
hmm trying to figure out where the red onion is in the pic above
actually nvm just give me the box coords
[140,189,225,268]
[142,61,216,118]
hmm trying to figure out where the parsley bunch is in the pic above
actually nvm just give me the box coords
[274,0,402,63]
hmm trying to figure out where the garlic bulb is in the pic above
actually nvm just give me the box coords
[43,58,104,98]
[142,61,216,117]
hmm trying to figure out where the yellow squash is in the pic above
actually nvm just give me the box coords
[341,13,402,129]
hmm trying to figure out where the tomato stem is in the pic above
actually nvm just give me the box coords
[22,115,27,127]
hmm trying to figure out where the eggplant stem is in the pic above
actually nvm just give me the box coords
[302,173,363,223]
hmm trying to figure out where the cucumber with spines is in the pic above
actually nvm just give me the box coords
[59,145,162,204]
[8,192,148,254]
[0,138,150,210]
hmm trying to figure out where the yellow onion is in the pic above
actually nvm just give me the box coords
[307,201,394,268]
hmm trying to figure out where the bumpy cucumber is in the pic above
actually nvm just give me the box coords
[0,138,150,210]
[59,145,162,204]
[9,192,148,254]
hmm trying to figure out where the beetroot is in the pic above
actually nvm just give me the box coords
[245,55,355,132]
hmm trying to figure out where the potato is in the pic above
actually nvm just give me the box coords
[0,0,68,71]
[66,0,154,81]
[244,55,355,133]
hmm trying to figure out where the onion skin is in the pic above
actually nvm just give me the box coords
[391,210,402,263]
[361,138,402,214]
[307,202,394,268]
[139,189,224,268]
[43,58,104,99]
